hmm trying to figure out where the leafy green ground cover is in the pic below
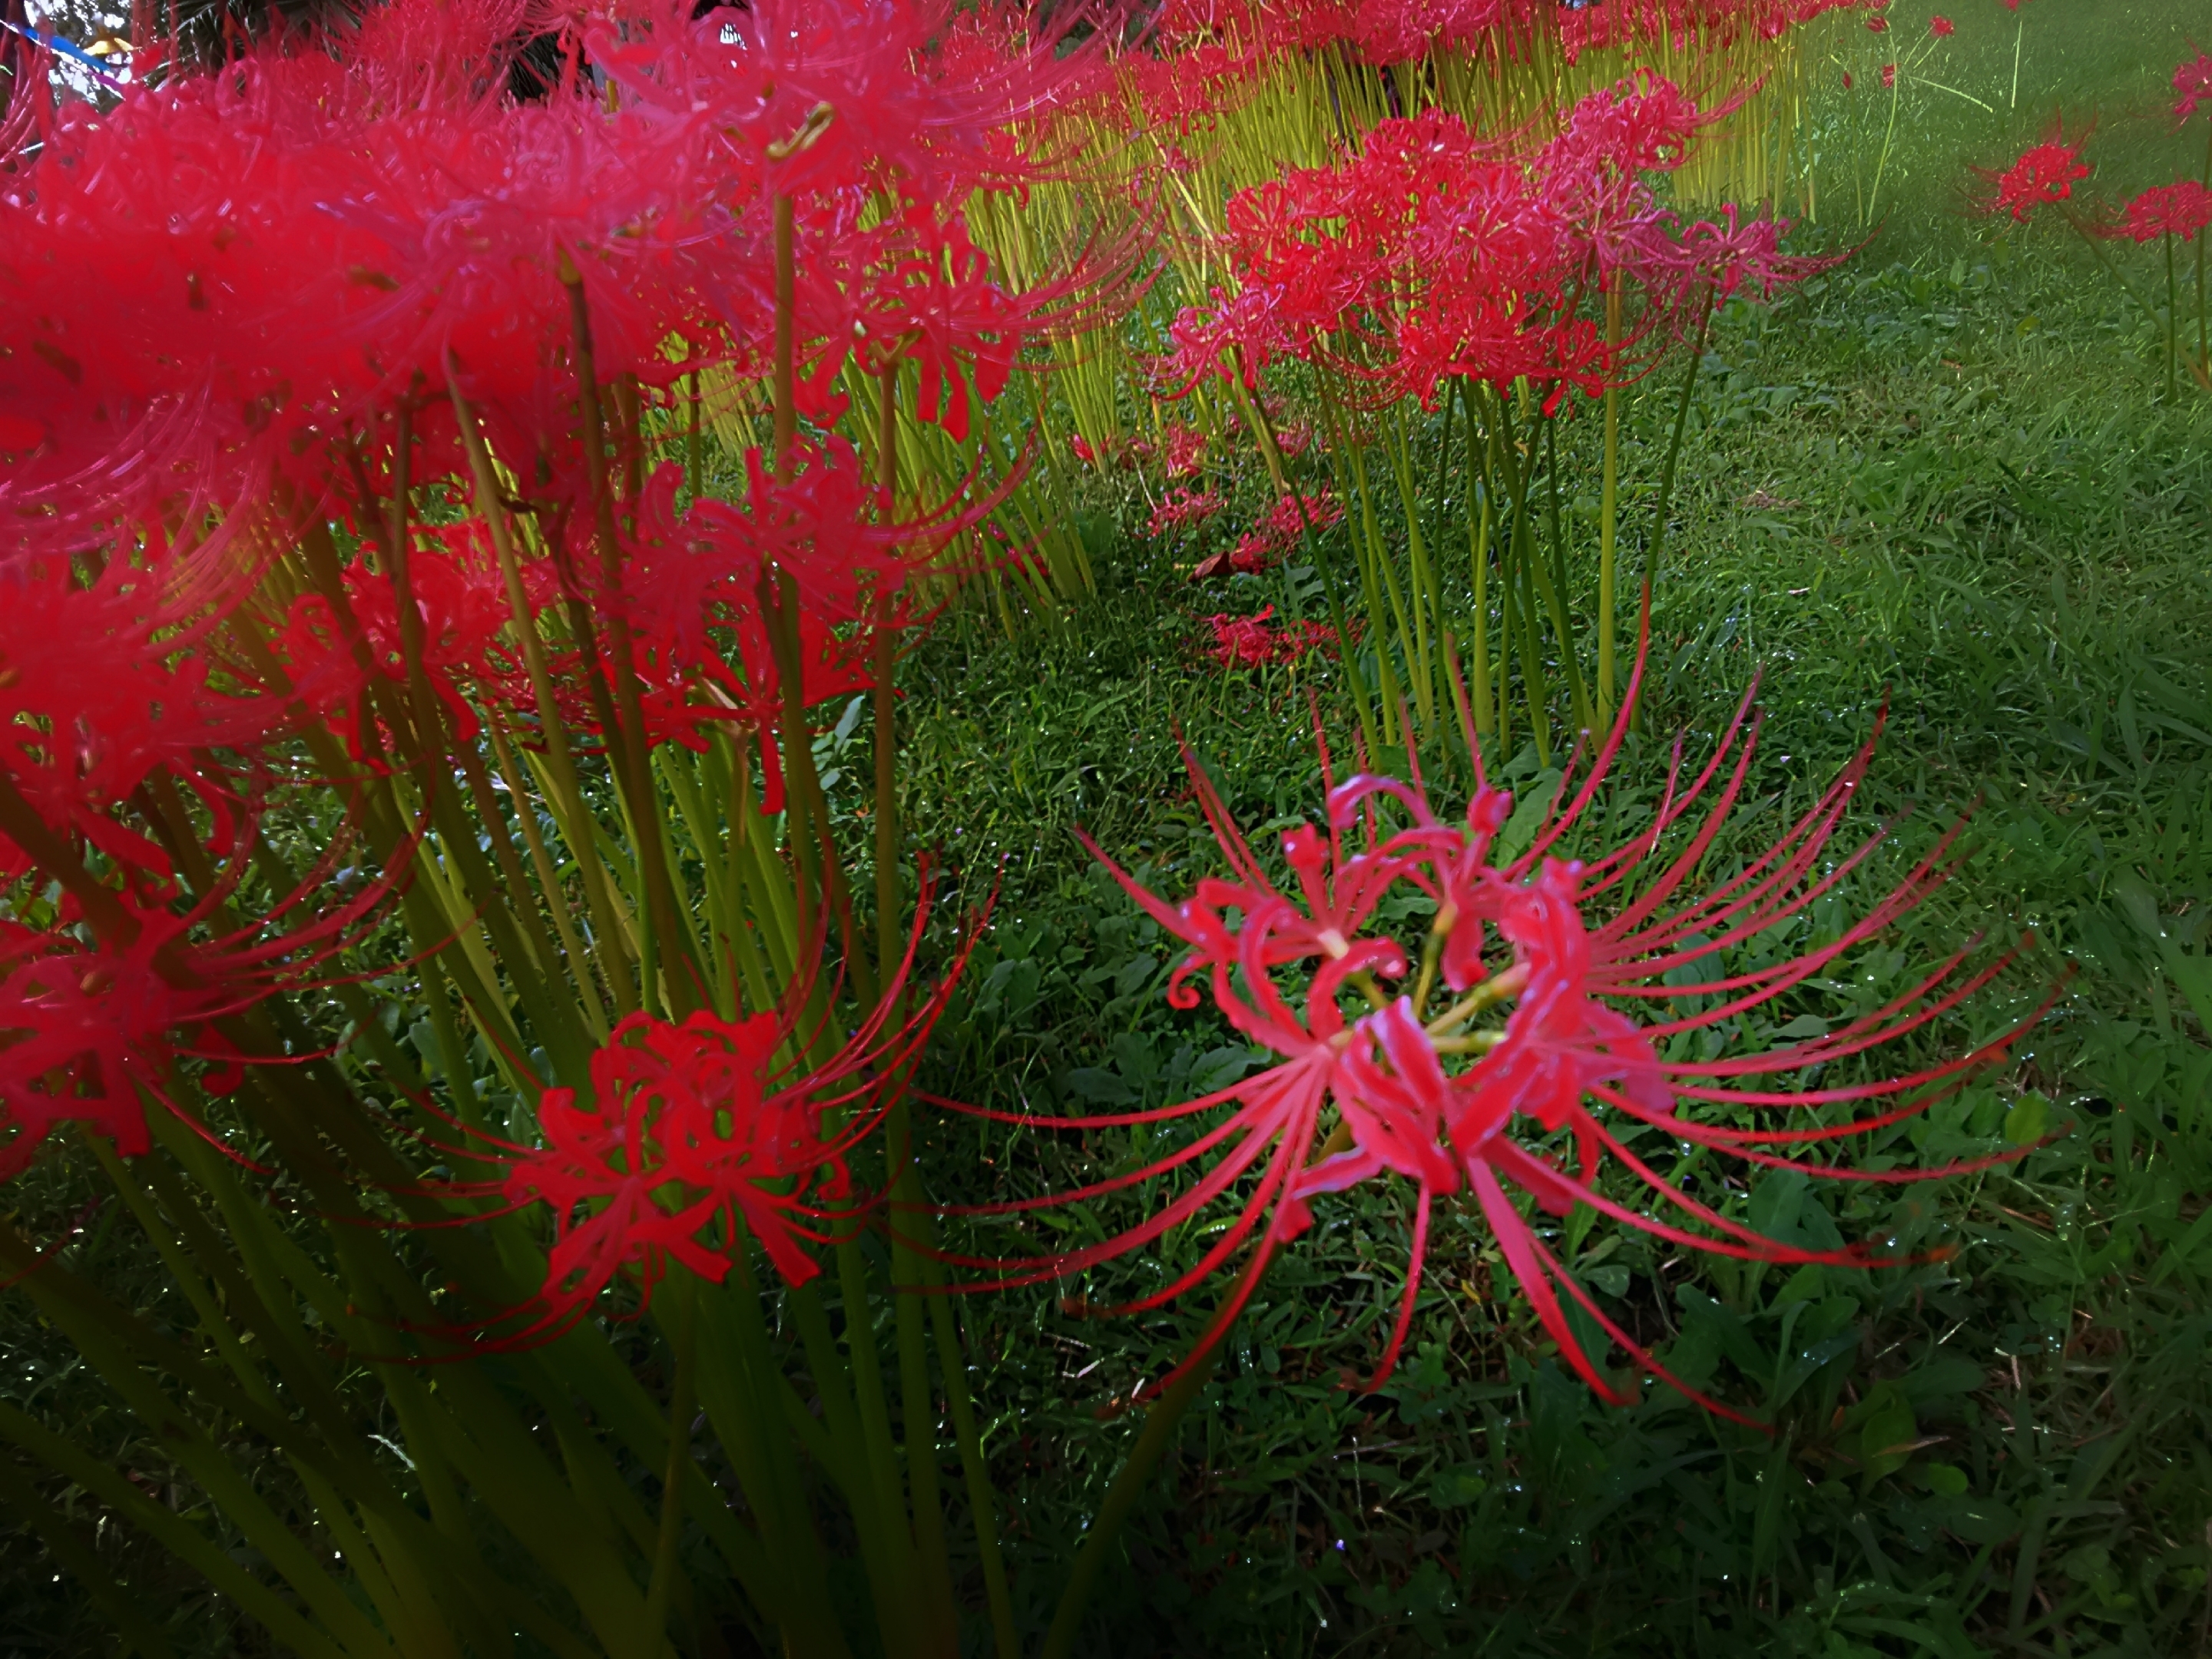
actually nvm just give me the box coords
[887,45,2212,1651]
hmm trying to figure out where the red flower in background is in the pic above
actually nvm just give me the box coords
[1930,15,1955,35]
[934,669,2042,1418]
[2107,180,2212,243]
[0,816,406,1181]
[1199,608,1341,668]
[1146,487,1227,540]
[2174,53,2212,124]
[1163,422,1209,478]
[1988,140,2090,221]
[1866,15,1888,31]
[1881,63,1897,89]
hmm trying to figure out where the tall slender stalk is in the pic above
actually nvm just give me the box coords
[1457,379,1495,737]
[641,1274,699,1658]
[1250,389,1379,758]
[1040,1257,1268,1659]
[1597,286,1623,726]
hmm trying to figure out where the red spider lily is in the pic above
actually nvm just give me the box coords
[1881,63,1896,88]
[1154,78,1818,416]
[1192,491,1343,579]
[1986,138,2091,222]
[1146,487,1227,540]
[0,806,410,1181]
[272,521,524,755]
[2104,181,2212,244]
[2178,53,2212,124]
[1930,14,1955,35]
[932,664,2041,1420]
[1866,14,1888,30]
[1199,607,1343,669]
[468,876,961,1340]
[1163,423,1208,478]
[0,542,284,885]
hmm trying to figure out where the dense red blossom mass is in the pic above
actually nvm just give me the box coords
[1154,77,1838,414]
[0,0,1099,1184]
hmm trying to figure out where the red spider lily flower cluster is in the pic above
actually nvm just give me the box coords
[1146,486,1228,541]
[2105,181,2212,245]
[0,0,1121,1189]
[1985,138,2092,222]
[0,811,409,1179]
[464,884,962,1338]
[1200,607,1343,669]
[1163,422,1209,478]
[935,668,2040,1419]
[1194,491,1346,579]
[1154,78,1839,415]
[2176,52,2212,123]
[1929,14,1955,35]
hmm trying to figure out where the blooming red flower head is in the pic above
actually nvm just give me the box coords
[1146,487,1226,541]
[1200,607,1341,669]
[1988,138,2091,221]
[1881,63,1897,88]
[0,810,406,1181]
[1163,422,1208,478]
[489,877,959,1337]
[2107,180,2212,244]
[1930,14,1955,35]
[936,658,2045,1419]
[2175,53,2212,124]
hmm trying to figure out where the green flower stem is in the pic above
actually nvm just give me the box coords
[450,371,637,1017]
[1040,1254,1269,1659]
[1637,287,1717,728]
[1248,386,1379,760]
[1455,379,1495,738]
[641,1274,700,1658]
[1598,286,1623,726]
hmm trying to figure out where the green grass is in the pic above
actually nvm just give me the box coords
[886,89,2212,1656]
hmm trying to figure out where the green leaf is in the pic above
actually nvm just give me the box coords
[1922,1462,1969,1497]
[1430,1466,1488,1507]
[2004,1092,2049,1147]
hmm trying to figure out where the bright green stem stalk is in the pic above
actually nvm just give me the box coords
[1538,415,1593,737]
[1382,405,1437,727]
[640,1275,699,1659]
[1866,52,1903,225]
[1249,388,1379,760]
[1346,435,1420,740]
[1517,528,1551,767]
[1598,289,1623,727]
[1456,380,1494,737]
[1039,1258,1267,1659]
[2008,15,2022,111]
[923,1286,1018,1659]
[2167,233,2181,400]
[564,257,696,1016]
[449,371,637,1018]
[1638,292,1717,730]
[1320,386,1405,747]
